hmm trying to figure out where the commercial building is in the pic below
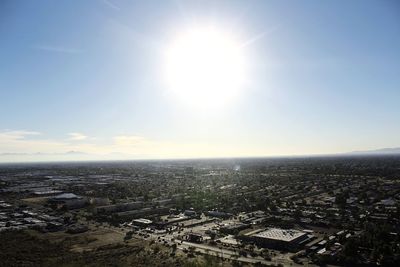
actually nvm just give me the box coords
[48,193,88,210]
[116,207,169,219]
[94,201,144,214]
[246,228,310,251]
[131,218,152,227]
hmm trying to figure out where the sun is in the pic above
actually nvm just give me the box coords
[164,27,246,110]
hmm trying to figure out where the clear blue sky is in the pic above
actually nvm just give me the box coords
[0,0,399,162]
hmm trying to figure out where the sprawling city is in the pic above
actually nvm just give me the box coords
[1,0,399,266]
[1,155,399,266]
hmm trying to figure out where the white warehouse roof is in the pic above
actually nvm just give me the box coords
[252,228,306,242]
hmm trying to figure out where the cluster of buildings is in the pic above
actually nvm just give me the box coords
[0,157,399,266]
[0,200,64,232]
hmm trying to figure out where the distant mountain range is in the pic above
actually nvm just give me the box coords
[1,147,400,163]
[349,147,400,155]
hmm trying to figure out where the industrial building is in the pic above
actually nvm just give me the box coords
[131,218,153,227]
[246,228,311,251]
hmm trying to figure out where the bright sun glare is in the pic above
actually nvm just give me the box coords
[165,27,246,110]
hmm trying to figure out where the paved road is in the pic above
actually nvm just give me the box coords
[176,240,311,267]
[89,221,309,266]
[176,240,277,265]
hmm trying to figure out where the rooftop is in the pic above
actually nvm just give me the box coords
[132,218,152,224]
[52,193,80,199]
[252,228,306,242]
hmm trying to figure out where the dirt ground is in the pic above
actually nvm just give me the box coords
[12,226,223,267]
[31,226,135,253]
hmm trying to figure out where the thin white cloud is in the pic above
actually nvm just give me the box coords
[68,133,88,141]
[0,131,246,159]
[0,130,306,162]
[33,44,82,54]
[0,130,66,154]
[102,0,120,10]
[0,130,41,141]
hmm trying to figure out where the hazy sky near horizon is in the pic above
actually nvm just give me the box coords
[0,0,399,162]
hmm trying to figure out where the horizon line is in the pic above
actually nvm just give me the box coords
[1,152,400,165]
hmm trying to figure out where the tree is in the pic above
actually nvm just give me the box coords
[335,193,347,209]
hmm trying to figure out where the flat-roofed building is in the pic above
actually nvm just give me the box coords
[116,207,169,219]
[186,232,203,243]
[48,193,88,210]
[248,228,309,251]
[94,201,144,214]
[130,218,152,228]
